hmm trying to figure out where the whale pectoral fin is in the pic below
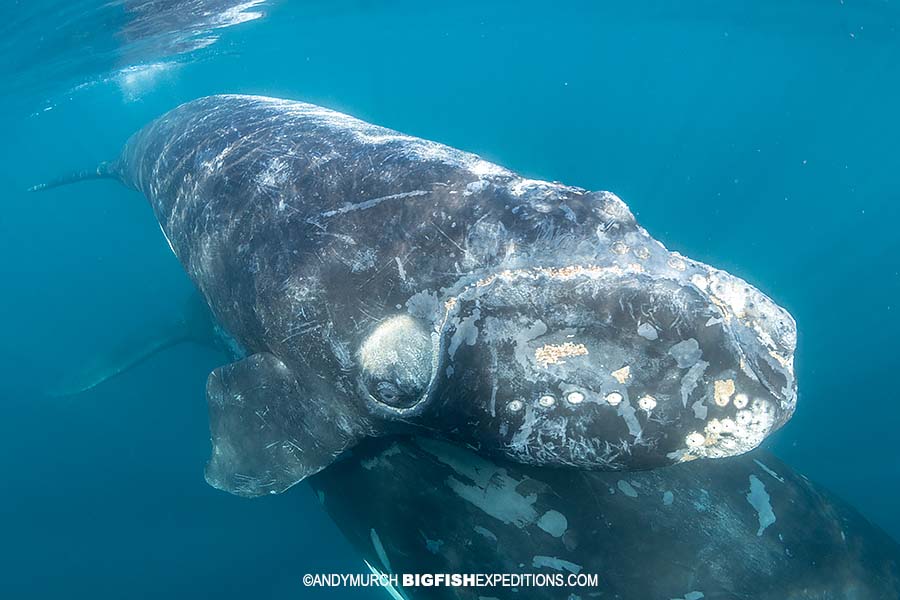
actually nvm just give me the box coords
[204,352,363,498]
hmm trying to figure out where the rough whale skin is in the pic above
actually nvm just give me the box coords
[310,437,900,600]
[41,95,798,497]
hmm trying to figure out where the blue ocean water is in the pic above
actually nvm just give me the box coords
[1,1,898,598]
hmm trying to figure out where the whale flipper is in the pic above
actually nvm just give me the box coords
[204,352,365,497]
[48,292,218,397]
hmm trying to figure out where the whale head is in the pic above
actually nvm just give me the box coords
[434,259,796,470]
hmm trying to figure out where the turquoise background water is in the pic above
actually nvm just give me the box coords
[1,1,898,598]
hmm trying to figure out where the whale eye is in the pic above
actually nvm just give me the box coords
[375,381,401,404]
[363,378,423,409]
[358,315,434,409]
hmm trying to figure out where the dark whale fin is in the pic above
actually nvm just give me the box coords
[28,161,119,192]
[49,329,189,397]
[47,292,218,397]
[205,352,365,498]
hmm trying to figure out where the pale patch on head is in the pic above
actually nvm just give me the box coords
[469,159,508,178]
[534,342,588,367]
[538,394,556,408]
[686,432,706,448]
[611,365,631,384]
[680,399,776,461]
[700,272,798,395]
[638,395,657,411]
[541,264,627,279]
[632,246,651,260]
[566,391,585,405]
[506,178,582,202]
[637,322,658,340]
[605,392,623,406]
[461,264,645,305]
[669,338,703,369]
[610,240,629,255]
[667,256,687,271]
[714,379,736,407]
[594,191,634,223]
[708,273,749,318]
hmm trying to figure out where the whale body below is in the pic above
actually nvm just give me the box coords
[312,436,900,600]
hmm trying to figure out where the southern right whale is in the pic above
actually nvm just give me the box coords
[54,295,896,599]
[35,95,798,497]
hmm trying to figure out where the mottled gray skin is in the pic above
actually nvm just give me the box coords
[311,437,900,600]
[93,94,797,496]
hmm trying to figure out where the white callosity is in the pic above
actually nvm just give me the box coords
[675,398,777,463]
[638,395,657,411]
